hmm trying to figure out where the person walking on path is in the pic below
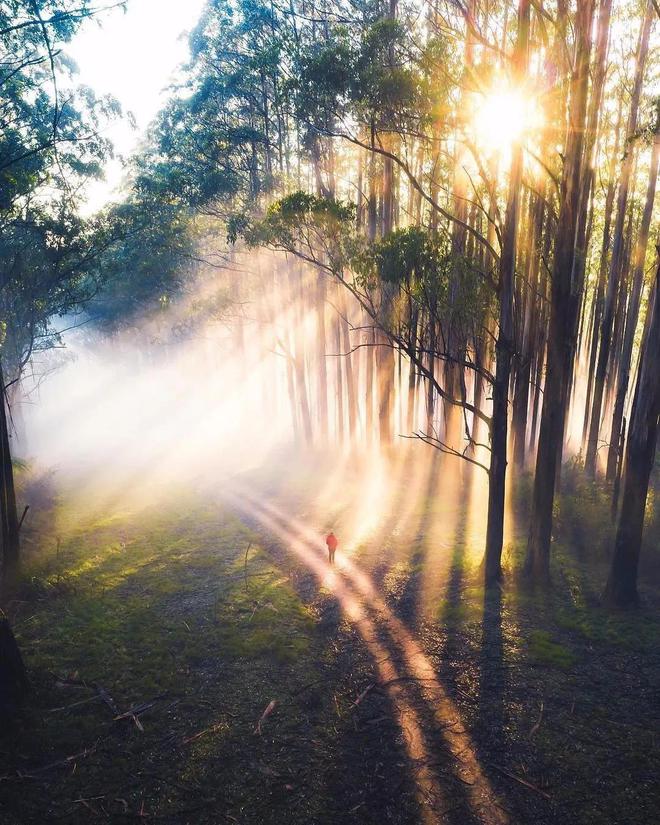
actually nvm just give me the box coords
[325,531,338,565]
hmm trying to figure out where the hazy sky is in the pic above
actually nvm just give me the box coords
[66,0,207,213]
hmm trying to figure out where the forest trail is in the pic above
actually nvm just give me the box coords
[225,483,510,825]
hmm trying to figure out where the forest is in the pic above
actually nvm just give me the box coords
[0,0,659,822]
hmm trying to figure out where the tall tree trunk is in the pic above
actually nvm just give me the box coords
[376,331,394,445]
[334,312,344,443]
[580,105,622,452]
[523,0,595,584]
[585,1,653,477]
[290,266,313,445]
[406,306,419,433]
[365,319,375,444]
[339,290,358,441]
[512,194,543,468]
[603,255,660,608]
[316,276,329,442]
[606,125,660,480]
[483,0,529,585]
[0,363,20,588]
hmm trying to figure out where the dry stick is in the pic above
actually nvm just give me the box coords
[253,699,277,734]
[113,704,153,732]
[181,722,227,745]
[17,505,29,530]
[488,764,551,799]
[529,701,544,739]
[47,695,103,713]
[12,740,101,779]
[351,683,376,708]
[243,541,253,592]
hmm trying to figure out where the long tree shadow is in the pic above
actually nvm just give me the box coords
[476,586,506,765]
[389,449,444,621]
[227,485,511,825]
[437,459,477,653]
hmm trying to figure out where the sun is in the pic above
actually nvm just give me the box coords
[471,87,542,157]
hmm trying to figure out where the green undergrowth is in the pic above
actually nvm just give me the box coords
[2,490,325,823]
[526,629,576,669]
[14,493,318,692]
[214,548,315,663]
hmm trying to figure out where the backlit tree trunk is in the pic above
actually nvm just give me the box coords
[603,255,660,608]
[483,0,529,585]
[585,1,653,477]
[0,362,21,587]
[523,0,595,584]
[605,124,660,480]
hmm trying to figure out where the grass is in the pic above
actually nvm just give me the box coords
[1,489,329,824]
[526,629,576,669]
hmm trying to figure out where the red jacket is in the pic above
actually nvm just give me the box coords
[325,533,338,550]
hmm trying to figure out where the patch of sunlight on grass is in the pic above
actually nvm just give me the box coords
[382,560,413,592]
[215,553,316,664]
[439,599,482,625]
[527,630,576,670]
[15,498,263,697]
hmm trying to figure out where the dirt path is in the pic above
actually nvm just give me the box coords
[225,486,515,825]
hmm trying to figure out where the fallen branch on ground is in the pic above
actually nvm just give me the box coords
[4,740,101,780]
[529,701,544,739]
[254,699,277,734]
[487,763,551,799]
[181,722,227,745]
[351,683,376,708]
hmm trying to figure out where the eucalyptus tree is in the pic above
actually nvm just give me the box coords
[603,251,660,608]
[522,0,596,584]
[0,0,118,584]
[584,1,655,480]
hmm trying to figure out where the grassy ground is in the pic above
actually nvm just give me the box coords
[1,456,659,824]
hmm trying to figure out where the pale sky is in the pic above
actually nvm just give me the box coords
[66,0,207,214]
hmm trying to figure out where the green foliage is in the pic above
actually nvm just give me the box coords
[16,494,315,683]
[215,550,315,663]
[352,19,426,129]
[241,191,355,265]
[352,226,451,291]
[87,196,196,328]
[292,35,355,133]
[0,2,115,214]
[0,2,120,375]
[267,191,355,226]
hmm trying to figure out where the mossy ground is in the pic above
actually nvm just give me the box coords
[1,457,659,824]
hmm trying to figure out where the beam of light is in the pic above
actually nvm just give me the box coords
[222,487,458,824]
[17,255,313,517]
[226,485,508,825]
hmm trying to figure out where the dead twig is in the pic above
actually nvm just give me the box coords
[351,683,376,708]
[487,763,551,799]
[529,701,544,739]
[47,695,103,713]
[181,721,227,745]
[10,740,101,780]
[243,541,253,592]
[117,695,173,731]
[18,505,29,531]
[253,699,277,734]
